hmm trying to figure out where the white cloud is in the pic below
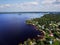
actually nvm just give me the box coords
[41,0,56,4]
[0,4,11,8]
[29,2,38,5]
[5,4,11,7]
[0,0,60,12]
[57,0,60,2]
[21,2,39,6]
[0,5,4,8]
[0,2,39,12]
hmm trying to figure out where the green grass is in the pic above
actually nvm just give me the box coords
[53,40,60,45]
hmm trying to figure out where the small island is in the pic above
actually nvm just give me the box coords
[19,13,60,45]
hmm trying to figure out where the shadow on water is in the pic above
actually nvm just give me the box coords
[0,13,44,45]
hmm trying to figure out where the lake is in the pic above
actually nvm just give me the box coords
[0,13,45,45]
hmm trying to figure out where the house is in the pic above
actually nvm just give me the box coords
[49,33,53,37]
[57,22,60,25]
[57,22,60,29]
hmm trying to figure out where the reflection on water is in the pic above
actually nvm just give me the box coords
[0,13,44,45]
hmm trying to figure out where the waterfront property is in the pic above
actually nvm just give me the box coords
[20,13,60,45]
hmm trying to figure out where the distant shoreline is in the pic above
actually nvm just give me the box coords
[0,12,60,14]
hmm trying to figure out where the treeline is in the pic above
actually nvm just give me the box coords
[42,14,60,22]
[29,13,60,28]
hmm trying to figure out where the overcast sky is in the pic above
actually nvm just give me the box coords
[0,0,60,12]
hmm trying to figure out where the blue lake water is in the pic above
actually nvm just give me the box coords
[0,13,45,45]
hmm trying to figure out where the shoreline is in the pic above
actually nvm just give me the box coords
[26,21,45,39]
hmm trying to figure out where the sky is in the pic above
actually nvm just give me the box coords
[0,0,60,12]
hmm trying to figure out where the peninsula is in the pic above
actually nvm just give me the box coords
[25,13,60,45]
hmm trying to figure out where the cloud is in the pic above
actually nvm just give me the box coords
[54,0,60,4]
[41,0,56,4]
[0,2,38,7]
[0,0,60,12]
[5,4,11,7]
[57,0,60,2]
[23,2,38,5]
[0,5,4,8]
[15,2,39,8]
[0,4,11,8]
[0,2,39,12]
